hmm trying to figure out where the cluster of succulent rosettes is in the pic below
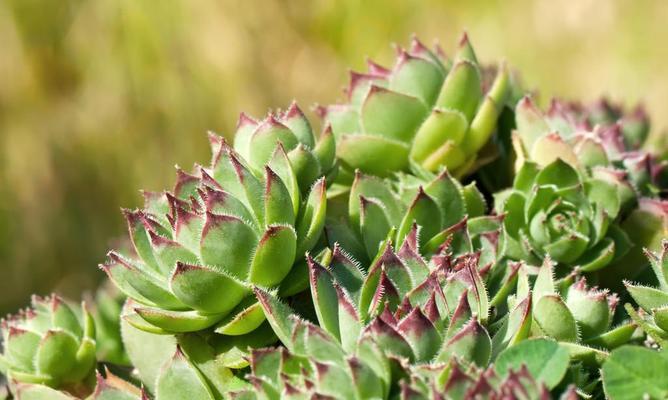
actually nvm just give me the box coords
[303,231,495,363]
[253,240,505,369]
[102,134,327,334]
[0,295,97,397]
[326,167,501,266]
[515,95,668,197]
[230,346,552,400]
[494,157,632,273]
[232,101,337,190]
[238,240,592,398]
[317,33,511,180]
[625,240,668,348]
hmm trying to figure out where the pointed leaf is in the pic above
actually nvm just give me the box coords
[249,225,297,287]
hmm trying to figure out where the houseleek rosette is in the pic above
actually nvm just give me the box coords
[515,98,668,283]
[318,33,510,179]
[515,96,666,198]
[495,158,630,272]
[232,101,337,189]
[325,167,502,266]
[102,135,326,334]
[0,295,96,396]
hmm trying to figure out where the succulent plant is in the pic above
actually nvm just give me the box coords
[239,238,586,398]
[514,96,667,198]
[495,158,631,272]
[325,168,500,265]
[0,295,96,397]
[317,33,511,180]
[303,230,493,360]
[102,134,327,334]
[5,31,668,400]
[232,102,337,190]
[229,343,557,400]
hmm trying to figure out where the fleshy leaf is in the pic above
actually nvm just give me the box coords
[495,339,569,390]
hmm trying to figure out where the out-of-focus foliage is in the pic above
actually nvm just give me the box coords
[1,0,667,314]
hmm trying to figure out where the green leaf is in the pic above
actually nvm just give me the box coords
[578,237,616,272]
[530,133,580,168]
[134,307,222,333]
[437,319,490,367]
[263,166,295,226]
[515,97,549,152]
[214,299,265,336]
[267,144,300,216]
[248,225,297,287]
[533,295,578,342]
[120,300,176,393]
[308,258,341,341]
[491,294,532,357]
[5,328,40,372]
[513,161,540,194]
[410,108,468,164]
[231,113,259,161]
[436,60,482,122]
[281,102,315,148]
[586,178,621,219]
[248,118,298,171]
[465,94,502,156]
[461,183,486,218]
[423,169,466,228]
[585,323,637,349]
[156,348,215,400]
[170,262,249,314]
[397,187,441,248]
[102,253,185,310]
[13,384,76,400]
[654,306,668,332]
[338,134,410,176]
[495,338,569,389]
[35,330,79,381]
[349,172,401,229]
[389,53,444,105]
[296,177,327,254]
[359,197,392,259]
[397,308,442,362]
[361,86,427,143]
[314,126,336,172]
[321,105,360,137]
[200,213,257,280]
[253,288,297,352]
[91,371,144,400]
[535,158,580,188]
[602,346,668,400]
[566,286,611,339]
[123,210,162,274]
[289,145,325,185]
[625,282,668,312]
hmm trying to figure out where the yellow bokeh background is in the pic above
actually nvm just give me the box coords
[1,0,667,313]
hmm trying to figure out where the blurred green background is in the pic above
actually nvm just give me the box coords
[1,0,667,314]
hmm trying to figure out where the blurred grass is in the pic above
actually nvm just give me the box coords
[1,0,667,314]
